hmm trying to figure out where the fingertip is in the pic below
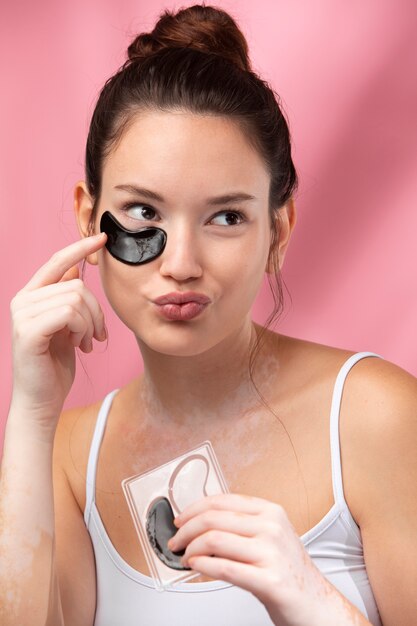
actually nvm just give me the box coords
[88,232,106,245]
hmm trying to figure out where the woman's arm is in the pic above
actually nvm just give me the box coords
[1,233,107,625]
[0,405,64,626]
[339,356,417,626]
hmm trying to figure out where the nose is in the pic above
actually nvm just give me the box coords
[158,222,203,282]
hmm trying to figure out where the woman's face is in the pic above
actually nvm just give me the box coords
[89,111,275,357]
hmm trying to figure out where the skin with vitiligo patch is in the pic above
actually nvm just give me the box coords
[0,429,58,624]
[122,327,286,472]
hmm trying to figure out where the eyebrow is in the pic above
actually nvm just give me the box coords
[113,184,257,206]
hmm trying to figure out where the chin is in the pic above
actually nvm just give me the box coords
[140,340,217,358]
[135,323,233,358]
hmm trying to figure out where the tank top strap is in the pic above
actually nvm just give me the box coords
[330,351,383,508]
[84,388,120,528]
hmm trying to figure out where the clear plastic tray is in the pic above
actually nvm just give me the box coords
[121,440,229,591]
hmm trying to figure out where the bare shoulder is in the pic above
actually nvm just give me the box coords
[283,335,417,531]
[53,379,140,510]
[341,352,417,449]
[337,352,417,524]
[342,350,417,404]
[54,401,101,468]
[277,332,416,402]
[53,399,103,512]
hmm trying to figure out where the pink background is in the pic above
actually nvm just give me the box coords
[1,0,417,443]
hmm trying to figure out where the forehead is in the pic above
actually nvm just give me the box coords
[101,111,270,196]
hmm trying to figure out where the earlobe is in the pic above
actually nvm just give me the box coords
[277,198,296,269]
[73,181,99,265]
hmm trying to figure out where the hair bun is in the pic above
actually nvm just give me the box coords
[127,4,251,72]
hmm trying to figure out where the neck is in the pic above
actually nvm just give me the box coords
[135,320,276,428]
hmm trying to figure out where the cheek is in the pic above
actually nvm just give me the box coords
[97,250,154,329]
[216,240,269,315]
[219,230,270,289]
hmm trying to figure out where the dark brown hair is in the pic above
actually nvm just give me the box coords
[81,3,298,415]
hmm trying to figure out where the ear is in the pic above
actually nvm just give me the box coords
[265,197,297,274]
[73,181,100,266]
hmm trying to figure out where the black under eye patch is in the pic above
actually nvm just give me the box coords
[99,211,167,265]
[146,497,191,571]
[145,455,210,571]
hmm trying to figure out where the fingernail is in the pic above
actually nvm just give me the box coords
[167,537,176,549]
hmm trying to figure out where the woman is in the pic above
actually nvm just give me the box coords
[2,4,416,625]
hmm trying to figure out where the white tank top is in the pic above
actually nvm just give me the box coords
[84,351,383,625]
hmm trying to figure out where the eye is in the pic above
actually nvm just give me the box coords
[210,210,246,227]
[120,203,157,221]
